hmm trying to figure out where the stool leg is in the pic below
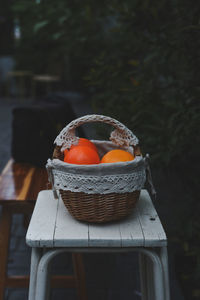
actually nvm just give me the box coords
[0,206,12,300]
[139,248,165,300]
[151,253,163,300]
[28,248,42,300]
[139,253,148,300]
[72,253,88,300]
[159,247,170,300]
[35,249,88,300]
[147,256,155,299]
[35,249,62,300]
[139,253,154,300]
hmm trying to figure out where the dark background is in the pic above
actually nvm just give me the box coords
[0,0,199,299]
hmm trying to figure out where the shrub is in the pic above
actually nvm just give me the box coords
[85,1,200,167]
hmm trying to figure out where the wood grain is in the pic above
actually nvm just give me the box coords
[54,194,89,247]
[0,206,12,300]
[0,159,48,203]
[26,190,59,247]
[27,190,167,248]
[0,159,78,296]
[16,168,35,200]
[137,190,167,247]
[72,253,88,300]
[5,275,77,288]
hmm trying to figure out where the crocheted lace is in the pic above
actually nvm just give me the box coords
[47,115,149,195]
[51,170,145,194]
[54,114,139,151]
[47,157,146,195]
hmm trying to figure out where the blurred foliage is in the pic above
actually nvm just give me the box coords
[12,0,200,296]
[12,1,200,172]
[12,0,108,87]
[84,0,200,168]
[12,0,200,167]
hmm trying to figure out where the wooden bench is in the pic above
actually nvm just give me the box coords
[0,159,87,300]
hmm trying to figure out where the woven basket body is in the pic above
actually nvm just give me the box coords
[47,115,146,223]
[60,190,140,223]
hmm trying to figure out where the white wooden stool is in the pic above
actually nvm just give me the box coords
[26,190,170,300]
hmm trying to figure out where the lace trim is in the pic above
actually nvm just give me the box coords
[51,168,146,194]
[54,115,139,151]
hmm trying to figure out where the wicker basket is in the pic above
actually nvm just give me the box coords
[47,114,146,223]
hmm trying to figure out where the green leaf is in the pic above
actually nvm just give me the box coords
[52,32,63,40]
[58,16,68,25]
[33,20,48,33]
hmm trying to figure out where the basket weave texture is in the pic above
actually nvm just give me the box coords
[47,115,146,223]
[60,189,140,223]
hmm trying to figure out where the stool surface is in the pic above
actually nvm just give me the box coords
[26,190,167,249]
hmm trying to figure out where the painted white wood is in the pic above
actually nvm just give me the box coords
[137,190,167,247]
[159,246,171,300]
[88,191,148,248]
[153,255,165,300]
[86,203,145,247]
[26,190,59,247]
[35,251,54,300]
[26,190,167,247]
[35,249,73,300]
[88,221,121,247]
[53,196,89,247]
[138,248,165,300]
[26,189,167,249]
[119,208,144,247]
[28,248,42,300]
[26,190,170,300]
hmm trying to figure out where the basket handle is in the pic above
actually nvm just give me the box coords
[54,114,139,151]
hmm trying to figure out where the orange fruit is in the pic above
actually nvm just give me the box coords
[101,149,134,163]
[64,138,98,156]
[71,138,98,152]
[64,145,100,165]
[64,148,68,156]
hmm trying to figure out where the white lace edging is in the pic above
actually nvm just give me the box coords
[54,115,139,151]
[47,114,147,194]
[48,164,146,194]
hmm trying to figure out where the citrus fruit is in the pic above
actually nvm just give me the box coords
[64,138,98,157]
[71,138,98,153]
[73,138,98,152]
[64,145,100,165]
[101,149,134,163]
[64,148,68,156]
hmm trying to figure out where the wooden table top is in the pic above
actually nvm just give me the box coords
[26,190,167,249]
[0,159,49,203]
[33,75,60,82]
